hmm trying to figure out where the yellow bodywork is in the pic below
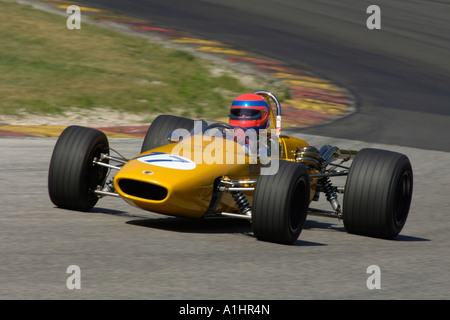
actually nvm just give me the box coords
[114,133,317,218]
[279,135,308,160]
[114,135,255,218]
[114,92,318,219]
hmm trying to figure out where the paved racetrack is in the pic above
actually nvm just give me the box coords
[1,0,449,301]
[76,0,450,152]
[1,135,449,300]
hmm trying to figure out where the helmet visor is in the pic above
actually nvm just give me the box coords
[230,108,262,120]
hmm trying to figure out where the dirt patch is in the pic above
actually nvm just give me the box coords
[0,108,156,127]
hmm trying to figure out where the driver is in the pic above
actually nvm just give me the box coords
[228,93,270,149]
[229,93,270,131]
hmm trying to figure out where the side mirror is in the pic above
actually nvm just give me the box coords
[168,135,182,143]
[167,128,190,143]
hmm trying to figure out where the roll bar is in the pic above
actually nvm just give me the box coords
[253,90,282,136]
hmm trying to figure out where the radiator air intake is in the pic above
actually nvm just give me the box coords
[118,179,168,201]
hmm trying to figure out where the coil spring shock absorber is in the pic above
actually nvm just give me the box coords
[231,191,252,215]
[320,177,342,219]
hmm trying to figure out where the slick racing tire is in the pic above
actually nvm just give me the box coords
[343,148,413,239]
[252,160,310,245]
[48,126,110,211]
[141,115,196,153]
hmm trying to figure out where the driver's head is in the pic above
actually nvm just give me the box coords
[229,93,270,130]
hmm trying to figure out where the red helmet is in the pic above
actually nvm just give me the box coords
[229,93,270,130]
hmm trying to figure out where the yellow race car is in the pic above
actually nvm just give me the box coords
[48,91,413,245]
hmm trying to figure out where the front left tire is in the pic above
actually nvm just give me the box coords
[48,126,109,211]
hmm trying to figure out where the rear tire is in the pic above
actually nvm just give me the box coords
[48,126,109,211]
[343,148,413,239]
[252,161,310,244]
[141,115,196,153]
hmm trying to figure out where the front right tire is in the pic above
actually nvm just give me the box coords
[141,115,196,153]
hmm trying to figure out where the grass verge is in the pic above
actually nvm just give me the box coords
[0,0,284,122]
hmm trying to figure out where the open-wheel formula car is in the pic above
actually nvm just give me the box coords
[48,91,413,245]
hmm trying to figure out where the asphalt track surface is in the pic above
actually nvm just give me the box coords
[75,0,450,152]
[2,0,449,301]
[2,135,449,300]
